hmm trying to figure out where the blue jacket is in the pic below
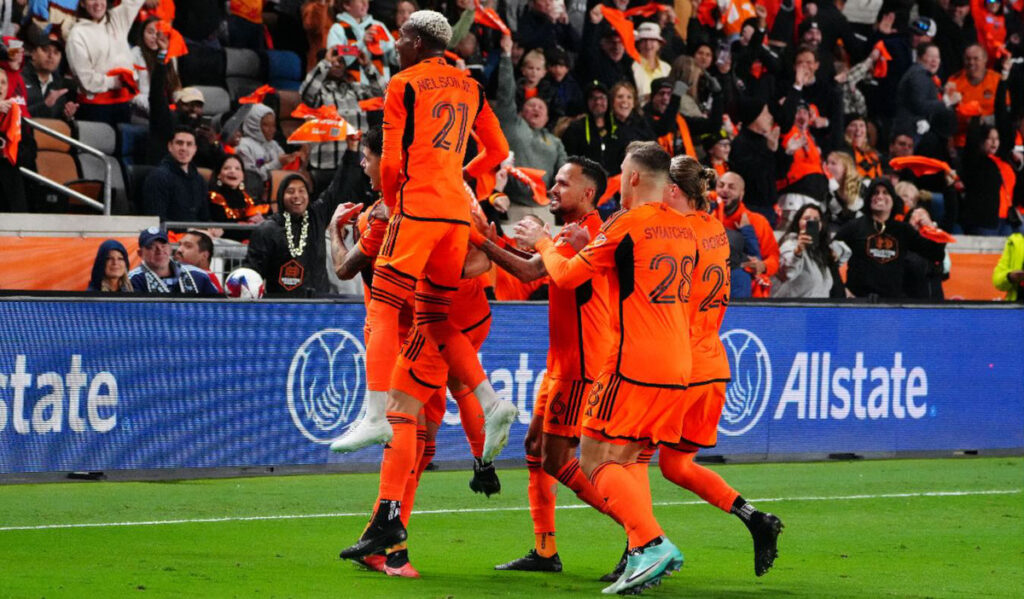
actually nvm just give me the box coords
[129,261,220,295]
[142,156,210,223]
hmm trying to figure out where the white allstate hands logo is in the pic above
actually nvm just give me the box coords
[719,329,772,437]
[287,329,366,444]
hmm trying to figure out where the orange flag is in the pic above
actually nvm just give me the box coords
[918,226,956,244]
[154,21,188,62]
[288,104,349,143]
[889,156,952,177]
[1,103,22,165]
[599,174,622,205]
[624,2,673,19]
[106,68,139,95]
[507,166,550,206]
[473,0,511,35]
[600,6,641,63]
[139,0,175,23]
[872,40,892,79]
[358,97,384,111]
[239,84,276,104]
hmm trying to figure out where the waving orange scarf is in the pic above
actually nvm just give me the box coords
[1,103,21,165]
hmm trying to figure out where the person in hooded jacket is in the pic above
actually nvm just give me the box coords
[236,103,308,186]
[87,239,133,292]
[243,134,360,296]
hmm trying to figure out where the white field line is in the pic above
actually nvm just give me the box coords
[0,488,1018,533]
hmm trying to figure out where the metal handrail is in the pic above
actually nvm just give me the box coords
[165,221,259,231]
[25,117,112,215]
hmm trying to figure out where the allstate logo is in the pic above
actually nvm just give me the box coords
[287,329,366,444]
[719,329,772,436]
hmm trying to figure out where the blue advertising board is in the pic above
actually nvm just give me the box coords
[0,300,1021,473]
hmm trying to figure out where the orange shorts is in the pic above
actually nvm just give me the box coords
[532,373,589,439]
[376,213,470,293]
[581,372,696,446]
[676,382,726,448]
[391,311,491,403]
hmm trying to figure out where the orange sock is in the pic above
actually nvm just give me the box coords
[591,461,663,549]
[366,267,415,391]
[555,458,614,518]
[527,455,557,536]
[625,447,655,507]
[417,439,436,476]
[452,387,485,458]
[400,425,428,526]
[535,532,557,558]
[378,411,418,501]
[659,447,739,512]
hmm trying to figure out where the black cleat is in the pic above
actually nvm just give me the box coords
[339,502,408,561]
[469,457,501,497]
[747,511,783,576]
[494,549,563,572]
[599,544,629,582]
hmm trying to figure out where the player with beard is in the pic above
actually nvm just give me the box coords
[477,156,621,573]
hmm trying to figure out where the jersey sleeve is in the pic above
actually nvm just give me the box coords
[380,78,409,209]
[357,207,388,258]
[538,211,630,288]
[465,94,510,178]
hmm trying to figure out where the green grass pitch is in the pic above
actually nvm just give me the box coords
[1,457,1021,598]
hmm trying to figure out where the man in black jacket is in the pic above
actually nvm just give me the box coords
[142,126,210,223]
[729,97,791,227]
[174,0,227,49]
[22,27,77,121]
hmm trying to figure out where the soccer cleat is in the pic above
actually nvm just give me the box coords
[481,401,518,463]
[747,511,783,576]
[599,544,629,582]
[329,416,393,453]
[469,457,501,497]
[601,548,640,594]
[494,549,563,573]
[615,537,683,594]
[339,503,408,560]
[383,549,421,578]
[354,553,387,572]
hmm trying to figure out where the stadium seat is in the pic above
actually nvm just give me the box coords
[177,46,227,88]
[79,154,130,214]
[194,86,232,120]
[197,167,213,185]
[267,50,303,91]
[277,90,301,120]
[65,180,106,213]
[225,47,263,101]
[36,150,80,184]
[117,123,149,167]
[127,164,155,214]
[76,121,117,155]
[32,118,72,152]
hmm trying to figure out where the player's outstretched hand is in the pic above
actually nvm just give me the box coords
[560,222,591,251]
[331,202,362,233]
[513,218,550,249]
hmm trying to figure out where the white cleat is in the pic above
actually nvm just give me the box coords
[481,401,518,463]
[329,417,393,453]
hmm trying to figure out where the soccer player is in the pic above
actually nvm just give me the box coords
[476,157,619,572]
[329,9,518,466]
[663,155,783,576]
[515,142,696,594]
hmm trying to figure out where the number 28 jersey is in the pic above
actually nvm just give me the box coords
[380,57,508,224]
[540,203,698,388]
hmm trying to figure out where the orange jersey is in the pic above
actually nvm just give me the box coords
[684,212,731,383]
[537,203,697,388]
[546,210,613,381]
[947,69,1001,146]
[381,57,508,223]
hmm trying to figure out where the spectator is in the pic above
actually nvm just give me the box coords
[87,239,134,292]
[542,46,583,124]
[842,115,882,178]
[0,68,27,212]
[772,203,847,298]
[580,6,633,91]
[515,0,578,53]
[173,0,226,49]
[174,229,223,292]
[715,171,780,297]
[208,154,269,225]
[228,0,266,51]
[871,13,936,122]
[516,48,554,113]
[992,230,1024,302]
[776,100,829,229]
[834,177,946,299]
[887,128,916,161]
[904,205,950,299]
[824,150,864,231]
[142,125,210,222]
[299,46,381,193]
[561,80,614,169]
[327,0,396,81]
[894,43,954,138]
[946,44,1001,147]
[960,121,1015,235]
[244,137,358,296]
[604,81,655,175]
[148,75,225,169]
[236,103,308,186]
[632,22,670,103]
[789,44,843,153]
[23,26,78,121]
[66,0,145,126]
[302,0,338,69]
[1,32,28,112]
[701,127,731,177]
[129,225,219,294]
[494,34,567,199]
[729,96,791,227]
[131,16,181,119]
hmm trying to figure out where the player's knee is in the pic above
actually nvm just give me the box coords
[540,452,568,477]
[419,319,457,345]
[659,449,697,485]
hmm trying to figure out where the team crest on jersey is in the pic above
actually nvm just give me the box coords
[590,233,608,248]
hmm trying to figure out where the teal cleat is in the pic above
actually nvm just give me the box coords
[616,537,683,594]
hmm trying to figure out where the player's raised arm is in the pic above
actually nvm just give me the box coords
[465,96,510,178]
[379,81,408,208]
[516,220,598,289]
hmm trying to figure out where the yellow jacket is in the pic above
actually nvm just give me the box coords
[992,233,1024,302]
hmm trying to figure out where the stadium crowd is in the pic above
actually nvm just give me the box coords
[1,0,1023,301]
